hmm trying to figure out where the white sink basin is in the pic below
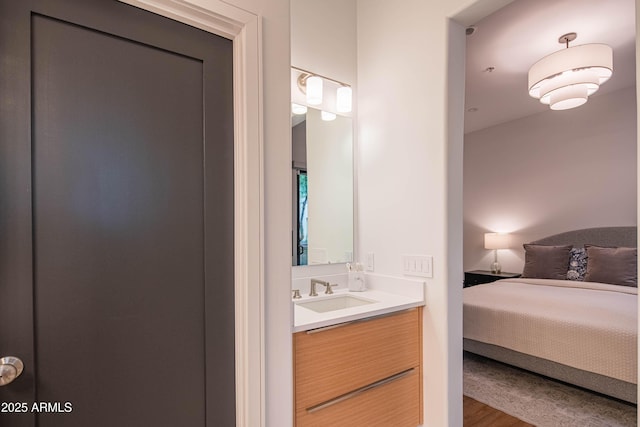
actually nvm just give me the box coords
[296,294,376,313]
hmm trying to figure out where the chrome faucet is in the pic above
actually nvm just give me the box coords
[309,278,333,296]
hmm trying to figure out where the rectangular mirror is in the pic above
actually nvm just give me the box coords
[292,106,353,266]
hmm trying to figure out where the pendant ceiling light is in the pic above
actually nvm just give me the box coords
[528,33,613,111]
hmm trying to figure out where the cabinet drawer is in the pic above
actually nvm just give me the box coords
[296,366,421,427]
[294,308,421,412]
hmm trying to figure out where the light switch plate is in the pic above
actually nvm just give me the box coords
[402,254,433,278]
[366,252,375,272]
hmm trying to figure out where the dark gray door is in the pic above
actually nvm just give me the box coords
[0,1,235,426]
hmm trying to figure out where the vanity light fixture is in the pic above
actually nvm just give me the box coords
[336,86,352,113]
[292,103,307,115]
[528,33,613,111]
[484,232,511,274]
[305,75,323,105]
[293,66,352,114]
[321,111,336,121]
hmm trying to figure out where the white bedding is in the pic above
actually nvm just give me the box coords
[463,278,638,384]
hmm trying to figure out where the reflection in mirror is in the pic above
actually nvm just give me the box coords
[292,108,353,266]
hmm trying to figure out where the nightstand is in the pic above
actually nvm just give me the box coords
[464,270,520,288]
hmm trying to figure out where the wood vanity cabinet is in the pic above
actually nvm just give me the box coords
[293,308,423,427]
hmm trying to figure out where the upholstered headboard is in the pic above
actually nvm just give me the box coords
[531,226,637,247]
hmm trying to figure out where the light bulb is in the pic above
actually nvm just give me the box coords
[321,111,336,121]
[291,103,307,115]
[306,76,323,105]
[336,86,352,113]
[549,84,588,110]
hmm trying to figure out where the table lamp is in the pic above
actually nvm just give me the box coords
[484,232,511,274]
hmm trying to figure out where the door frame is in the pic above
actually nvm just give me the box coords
[118,1,264,425]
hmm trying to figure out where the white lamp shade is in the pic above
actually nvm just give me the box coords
[321,111,336,121]
[549,84,588,110]
[484,233,511,250]
[336,86,352,113]
[291,103,307,115]
[538,69,600,105]
[528,44,612,110]
[306,75,323,105]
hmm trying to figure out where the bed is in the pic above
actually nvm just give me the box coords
[463,226,638,403]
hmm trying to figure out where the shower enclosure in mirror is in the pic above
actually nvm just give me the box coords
[291,68,354,266]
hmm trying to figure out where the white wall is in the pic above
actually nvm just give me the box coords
[356,0,514,426]
[357,2,454,422]
[464,88,637,274]
[357,2,452,425]
[291,0,357,85]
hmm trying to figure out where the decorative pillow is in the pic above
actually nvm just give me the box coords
[567,247,587,281]
[583,245,637,287]
[522,244,572,280]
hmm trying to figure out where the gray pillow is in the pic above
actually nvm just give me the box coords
[522,244,572,280]
[583,245,637,287]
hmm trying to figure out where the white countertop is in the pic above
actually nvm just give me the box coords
[293,283,425,332]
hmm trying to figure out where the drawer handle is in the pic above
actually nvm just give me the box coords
[306,368,415,413]
[306,308,417,334]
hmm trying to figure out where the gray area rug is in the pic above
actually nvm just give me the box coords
[463,352,637,426]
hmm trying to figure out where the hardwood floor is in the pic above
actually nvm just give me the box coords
[464,396,535,427]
